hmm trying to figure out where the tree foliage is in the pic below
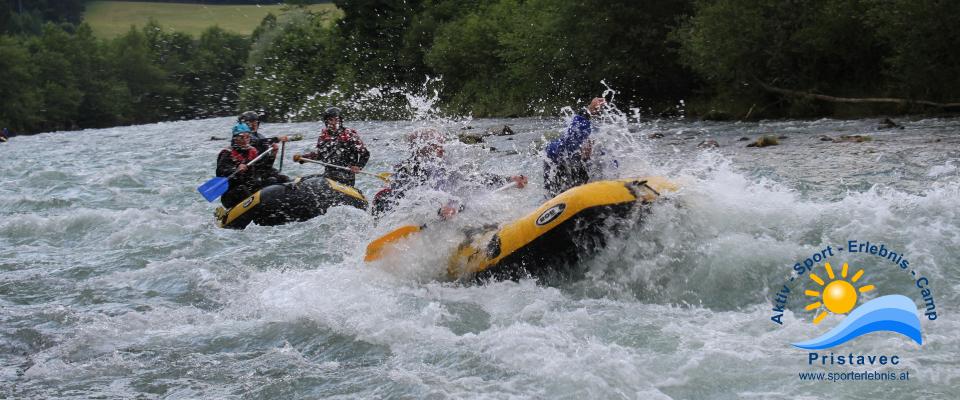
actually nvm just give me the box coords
[864,0,960,102]
[241,0,697,119]
[4,0,960,133]
[0,21,249,133]
[0,36,42,131]
[1,0,85,35]
[674,0,959,117]
[425,0,695,115]
[239,10,339,121]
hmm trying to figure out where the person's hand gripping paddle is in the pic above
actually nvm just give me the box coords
[197,147,274,202]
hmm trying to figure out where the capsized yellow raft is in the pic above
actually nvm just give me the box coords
[447,177,678,281]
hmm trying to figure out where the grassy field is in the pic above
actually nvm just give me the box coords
[84,1,339,38]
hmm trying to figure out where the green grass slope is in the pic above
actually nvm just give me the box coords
[84,1,338,38]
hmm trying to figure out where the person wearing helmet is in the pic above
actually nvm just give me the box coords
[371,129,527,218]
[543,97,605,197]
[233,110,290,185]
[295,107,370,187]
[234,111,289,169]
[216,129,261,208]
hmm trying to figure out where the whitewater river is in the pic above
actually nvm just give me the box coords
[1,114,958,399]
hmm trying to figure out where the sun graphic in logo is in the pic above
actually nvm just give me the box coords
[804,262,875,324]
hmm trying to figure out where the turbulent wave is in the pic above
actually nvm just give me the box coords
[791,295,923,350]
[1,114,959,399]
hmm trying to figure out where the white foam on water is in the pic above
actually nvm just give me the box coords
[2,112,959,398]
[927,161,957,177]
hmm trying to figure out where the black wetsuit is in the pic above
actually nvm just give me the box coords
[249,131,280,166]
[217,147,258,208]
[302,127,370,187]
[247,130,291,186]
[216,146,289,209]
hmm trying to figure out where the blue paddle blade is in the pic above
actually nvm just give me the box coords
[197,177,229,202]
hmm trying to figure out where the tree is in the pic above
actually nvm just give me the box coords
[865,0,960,103]
[333,0,425,88]
[0,36,41,131]
[1,0,85,35]
[674,0,888,117]
[425,0,512,114]
[240,10,339,120]
[426,0,696,116]
[72,24,129,129]
[110,26,183,123]
[29,23,84,131]
[184,27,250,117]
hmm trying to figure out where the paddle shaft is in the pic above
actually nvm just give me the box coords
[227,147,273,179]
[492,181,519,193]
[197,146,274,202]
[278,141,285,172]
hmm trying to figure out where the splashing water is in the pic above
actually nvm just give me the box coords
[1,96,959,398]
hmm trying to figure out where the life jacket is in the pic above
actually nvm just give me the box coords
[229,147,258,164]
[319,127,361,148]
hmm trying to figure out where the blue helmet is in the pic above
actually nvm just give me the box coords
[232,123,251,136]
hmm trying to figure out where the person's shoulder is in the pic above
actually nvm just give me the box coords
[571,114,591,124]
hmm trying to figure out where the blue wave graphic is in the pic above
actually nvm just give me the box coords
[792,295,922,350]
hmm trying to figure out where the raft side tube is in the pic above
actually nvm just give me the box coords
[215,176,367,229]
[216,191,261,229]
[447,177,676,280]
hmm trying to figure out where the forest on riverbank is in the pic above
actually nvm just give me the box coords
[2,0,959,134]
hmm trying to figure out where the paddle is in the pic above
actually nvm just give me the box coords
[364,181,520,262]
[293,155,392,182]
[278,141,285,173]
[197,147,274,202]
[363,224,425,261]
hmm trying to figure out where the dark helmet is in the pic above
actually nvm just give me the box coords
[322,107,342,122]
[238,111,260,123]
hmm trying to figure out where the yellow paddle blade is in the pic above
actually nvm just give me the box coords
[364,224,422,262]
[375,172,392,183]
